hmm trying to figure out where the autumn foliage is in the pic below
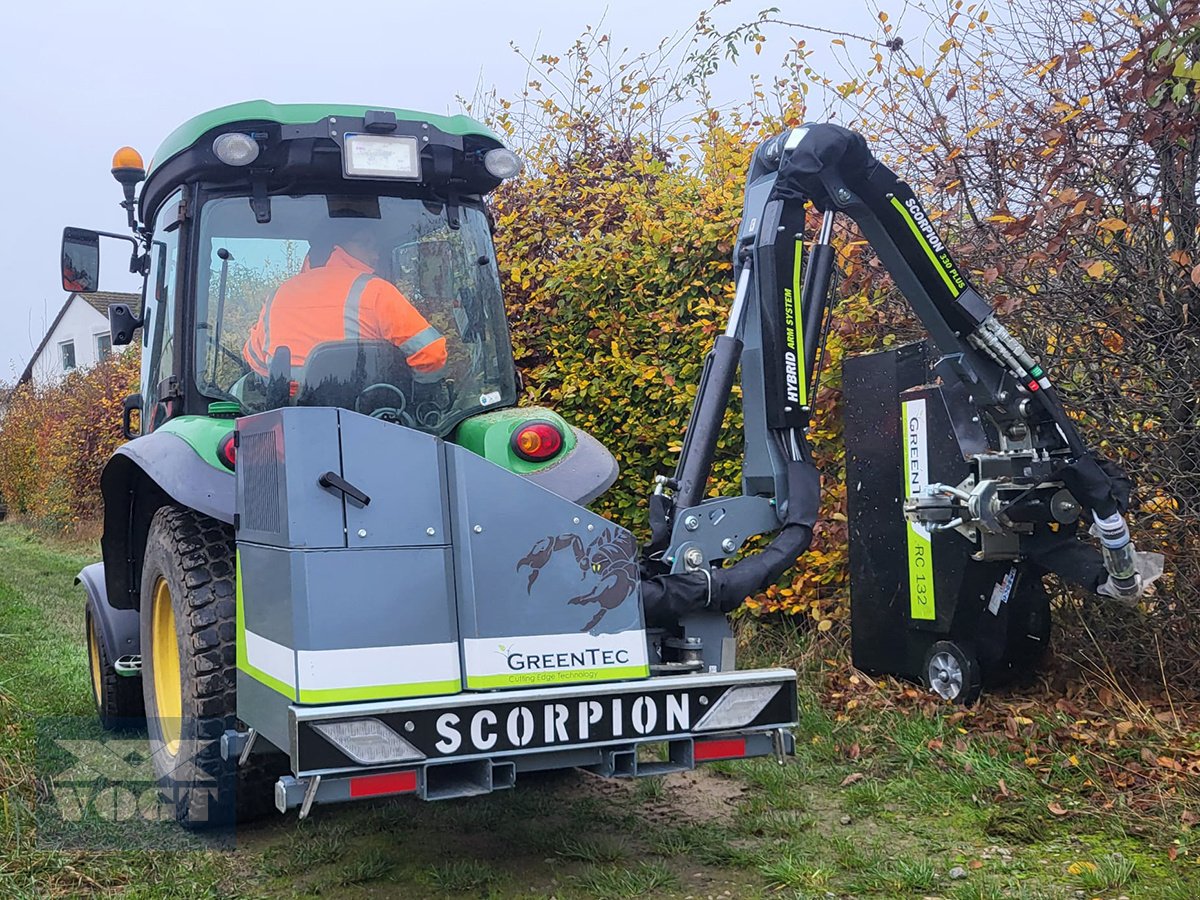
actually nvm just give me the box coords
[0,350,139,525]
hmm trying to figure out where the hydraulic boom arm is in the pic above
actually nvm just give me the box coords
[643,123,1161,631]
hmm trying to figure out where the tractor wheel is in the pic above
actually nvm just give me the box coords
[140,506,280,829]
[86,604,144,729]
[923,640,982,706]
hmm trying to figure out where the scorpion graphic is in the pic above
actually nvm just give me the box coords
[517,527,639,633]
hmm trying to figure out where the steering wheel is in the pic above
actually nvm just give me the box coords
[355,382,413,425]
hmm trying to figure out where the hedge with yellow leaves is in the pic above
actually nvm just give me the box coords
[0,350,139,526]
[485,47,888,627]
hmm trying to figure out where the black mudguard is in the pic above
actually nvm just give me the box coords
[76,562,141,663]
[100,431,234,610]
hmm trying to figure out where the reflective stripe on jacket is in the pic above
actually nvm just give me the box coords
[243,245,448,378]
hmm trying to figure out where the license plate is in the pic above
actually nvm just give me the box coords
[297,678,797,771]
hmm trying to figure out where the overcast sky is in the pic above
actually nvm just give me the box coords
[0,0,879,379]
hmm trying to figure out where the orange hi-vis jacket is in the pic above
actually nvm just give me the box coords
[244,246,448,380]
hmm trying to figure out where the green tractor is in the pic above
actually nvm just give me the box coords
[66,101,806,828]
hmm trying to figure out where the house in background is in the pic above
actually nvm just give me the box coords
[19,291,139,386]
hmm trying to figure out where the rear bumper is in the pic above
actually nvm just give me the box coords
[270,667,798,814]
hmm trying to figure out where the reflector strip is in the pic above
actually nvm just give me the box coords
[297,642,461,692]
[243,629,297,689]
[695,738,747,761]
[349,770,418,798]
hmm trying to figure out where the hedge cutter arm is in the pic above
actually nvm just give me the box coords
[642,123,1162,625]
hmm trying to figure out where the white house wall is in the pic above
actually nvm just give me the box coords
[29,296,129,385]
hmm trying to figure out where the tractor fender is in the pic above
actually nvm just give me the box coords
[100,430,234,610]
[76,562,140,663]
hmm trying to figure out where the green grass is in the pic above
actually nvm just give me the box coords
[1,520,1198,899]
[569,860,678,898]
[556,835,627,863]
[423,858,498,893]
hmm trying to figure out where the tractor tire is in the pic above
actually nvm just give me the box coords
[140,505,282,829]
[86,604,144,730]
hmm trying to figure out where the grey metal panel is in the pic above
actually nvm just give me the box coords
[666,495,781,566]
[446,444,642,640]
[337,412,451,548]
[295,548,458,651]
[237,671,293,756]
[678,612,735,672]
[110,431,234,523]
[521,427,619,507]
[237,543,299,649]
[236,544,457,651]
[236,408,345,549]
[739,258,791,503]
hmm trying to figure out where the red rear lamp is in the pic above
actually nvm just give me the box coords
[511,420,564,462]
[218,432,237,470]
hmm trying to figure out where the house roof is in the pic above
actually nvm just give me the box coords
[18,291,141,384]
[80,291,141,318]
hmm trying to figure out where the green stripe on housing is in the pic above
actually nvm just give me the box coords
[297,680,461,704]
[235,551,296,699]
[466,665,650,689]
[792,237,808,407]
[888,196,960,298]
[901,401,937,621]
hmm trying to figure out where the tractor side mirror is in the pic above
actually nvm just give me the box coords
[61,227,100,293]
[109,303,143,346]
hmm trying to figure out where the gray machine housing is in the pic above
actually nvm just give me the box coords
[234,407,650,749]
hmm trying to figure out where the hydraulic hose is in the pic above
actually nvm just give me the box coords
[641,458,820,626]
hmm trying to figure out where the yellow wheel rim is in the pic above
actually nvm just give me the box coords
[87,617,102,707]
[151,577,183,756]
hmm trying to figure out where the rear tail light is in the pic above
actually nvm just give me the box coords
[218,432,237,470]
[310,718,425,766]
[511,420,565,462]
[693,684,781,731]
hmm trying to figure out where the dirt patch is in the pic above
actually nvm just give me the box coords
[577,766,748,826]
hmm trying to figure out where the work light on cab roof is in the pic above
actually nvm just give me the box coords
[212,132,260,167]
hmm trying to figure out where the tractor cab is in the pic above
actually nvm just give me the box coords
[66,102,523,440]
[194,189,514,435]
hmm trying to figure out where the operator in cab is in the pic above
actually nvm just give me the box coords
[243,222,448,381]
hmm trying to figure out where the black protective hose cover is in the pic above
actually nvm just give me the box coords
[1057,452,1132,520]
[769,124,873,209]
[641,459,820,627]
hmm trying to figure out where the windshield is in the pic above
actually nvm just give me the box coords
[194,194,516,435]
